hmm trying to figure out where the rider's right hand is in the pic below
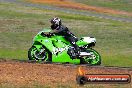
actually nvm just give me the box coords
[41,32,55,37]
[41,32,49,37]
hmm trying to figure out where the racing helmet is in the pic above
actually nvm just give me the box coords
[50,17,62,29]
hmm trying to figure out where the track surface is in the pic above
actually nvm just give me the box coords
[0,59,132,87]
[0,0,132,22]
[31,0,132,16]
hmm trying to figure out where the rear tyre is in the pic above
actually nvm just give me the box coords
[28,46,49,61]
[81,48,101,65]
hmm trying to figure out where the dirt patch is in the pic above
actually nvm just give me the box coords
[30,0,132,16]
[0,60,131,87]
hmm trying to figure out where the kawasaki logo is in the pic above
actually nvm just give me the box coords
[52,46,69,55]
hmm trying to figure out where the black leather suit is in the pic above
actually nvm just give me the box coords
[51,25,80,53]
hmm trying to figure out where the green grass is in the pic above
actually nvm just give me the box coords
[0,49,27,60]
[0,2,132,67]
[73,0,132,12]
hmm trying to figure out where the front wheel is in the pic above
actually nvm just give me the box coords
[28,46,49,61]
[81,48,101,65]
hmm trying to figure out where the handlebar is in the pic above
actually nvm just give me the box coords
[41,32,55,37]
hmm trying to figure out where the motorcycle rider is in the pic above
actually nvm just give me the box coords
[49,17,80,57]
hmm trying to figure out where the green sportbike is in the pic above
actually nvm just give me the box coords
[28,29,101,65]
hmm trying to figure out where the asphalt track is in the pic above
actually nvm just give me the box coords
[1,0,132,22]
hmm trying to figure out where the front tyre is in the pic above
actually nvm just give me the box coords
[82,48,101,65]
[28,46,49,61]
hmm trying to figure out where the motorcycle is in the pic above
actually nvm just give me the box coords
[28,29,101,65]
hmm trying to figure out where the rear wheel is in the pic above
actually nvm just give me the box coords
[81,48,101,65]
[28,46,49,61]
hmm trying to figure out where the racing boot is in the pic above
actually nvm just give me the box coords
[74,46,81,57]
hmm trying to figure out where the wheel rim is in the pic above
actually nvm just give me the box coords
[84,49,101,65]
[30,47,48,61]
